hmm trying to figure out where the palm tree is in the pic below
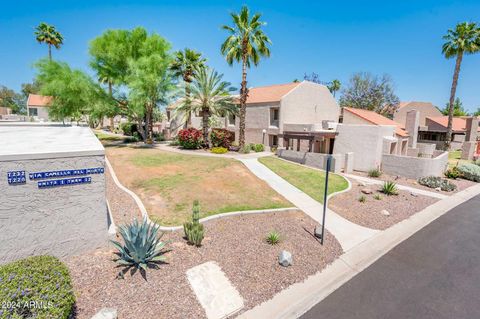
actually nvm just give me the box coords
[170,49,206,128]
[328,79,341,97]
[34,22,64,61]
[442,22,480,149]
[177,67,237,146]
[221,6,271,147]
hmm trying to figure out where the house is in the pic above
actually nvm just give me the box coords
[393,101,443,127]
[0,106,12,117]
[228,81,340,150]
[342,107,409,155]
[27,94,53,121]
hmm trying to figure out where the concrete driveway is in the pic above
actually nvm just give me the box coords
[301,194,480,319]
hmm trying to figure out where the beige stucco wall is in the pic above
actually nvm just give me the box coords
[393,104,442,127]
[280,81,340,132]
[342,111,373,125]
[334,124,395,171]
[28,106,50,121]
[0,155,108,264]
[382,151,448,179]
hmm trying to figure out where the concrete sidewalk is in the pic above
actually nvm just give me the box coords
[240,158,379,252]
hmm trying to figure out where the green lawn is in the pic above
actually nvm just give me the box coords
[258,156,349,203]
[448,150,473,168]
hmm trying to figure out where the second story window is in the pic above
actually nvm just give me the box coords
[228,114,236,126]
[270,108,279,126]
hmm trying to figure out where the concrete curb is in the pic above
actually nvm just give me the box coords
[237,182,480,319]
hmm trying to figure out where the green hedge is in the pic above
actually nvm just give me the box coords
[0,256,75,319]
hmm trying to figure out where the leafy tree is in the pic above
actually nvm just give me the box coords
[328,79,341,97]
[177,67,237,145]
[339,72,400,116]
[440,97,468,116]
[0,86,25,114]
[442,22,480,149]
[473,108,480,117]
[34,23,64,61]
[34,59,111,123]
[221,6,271,147]
[170,49,206,128]
[304,72,325,84]
[21,81,41,98]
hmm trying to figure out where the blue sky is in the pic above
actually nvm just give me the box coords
[1,0,479,111]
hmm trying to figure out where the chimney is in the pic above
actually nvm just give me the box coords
[405,110,419,148]
[465,117,478,142]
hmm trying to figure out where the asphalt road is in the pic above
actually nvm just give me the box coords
[301,194,480,319]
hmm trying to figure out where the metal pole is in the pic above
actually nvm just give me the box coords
[321,155,331,245]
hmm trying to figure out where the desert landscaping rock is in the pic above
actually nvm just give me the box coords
[361,188,373,194]
[411,192,418,197]
[329,182,438,230]
[65,210,342,319]
[381,209,390,216]
[91,308,117,319]
[279,250,293,267]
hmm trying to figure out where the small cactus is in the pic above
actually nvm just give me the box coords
[184,200,204,246]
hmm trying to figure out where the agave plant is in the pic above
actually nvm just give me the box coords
[265,231,281,245]
[381,181,398,196]
[111,218,168,271]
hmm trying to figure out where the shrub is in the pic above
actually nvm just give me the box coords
[211,147,228,154]
[254,144,265,152]
[457,163,480,182]
[184,201,204,246]
[120,122,138,136]
[239,145,251,154]
[153,132,165,142]
[374,194,382,200]
[418,176,457,192]
[271,146,278,154]
[381,181,398,195]
[249,143,256,151]
[111,218,168,271]
[475,158,480,166]
[265,231,281,245]
[0,255,75,319]
[178,128,203,149]
[358,195,366,203]
[123,135,139,143]
[444,167,461,180]
[210,128,234,148]
[169,137,180,146]
[367,168,382,178]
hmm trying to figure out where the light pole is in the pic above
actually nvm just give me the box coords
[262,129,266,145]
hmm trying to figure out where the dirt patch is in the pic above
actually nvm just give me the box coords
[329,182,439,230]
[352,171,476,194]
[105,146,291,226]
[65,211,342,319]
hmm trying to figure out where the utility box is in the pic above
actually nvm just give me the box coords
[0,123,108,264]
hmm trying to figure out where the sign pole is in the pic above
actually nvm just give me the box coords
[321,155,332,245]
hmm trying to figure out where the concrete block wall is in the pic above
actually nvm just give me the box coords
[0,155,108,264]
[277,149,343,173]
[381,151,448,179]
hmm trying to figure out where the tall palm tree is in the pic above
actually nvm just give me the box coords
[328,79,341,97]
[170,49,206,128]
[177,67,237,146]
[34,22,64,61]
[221,6,271,147]
[442,22,480,149]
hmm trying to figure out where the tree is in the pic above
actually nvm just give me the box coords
[34,23,64,61]
[473,108,480,117]
[328,79,341,97]
[339,72,400,116]
[221,6,271,147]
[440,97,468,116]
[177,67,237,145]
[21,81,41,98]
[170,49,206,128]
[442,22,480,149]
[34,59,111,123]
[0,86,25,114]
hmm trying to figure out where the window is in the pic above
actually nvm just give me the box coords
[228,114,236,126]
[270,135,278,147]
[270,108,279,126]
[166,110,171,121]
[29,108,38,116]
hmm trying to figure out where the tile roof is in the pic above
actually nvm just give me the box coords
[27,94,53,107]
[343,107,409,137]
[426,116,480,132]
[244,82,301,104]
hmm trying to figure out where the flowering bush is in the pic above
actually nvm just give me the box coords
[0,255,75,319]
[210,129,234,148]
[178,128,203,149]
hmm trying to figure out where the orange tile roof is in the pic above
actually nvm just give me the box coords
[344,107,409,137]
[243,82,301,104]
[427,116,480,132]
[27,94,53,107]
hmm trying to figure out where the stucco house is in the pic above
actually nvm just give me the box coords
[393,101,443,127]
[27,94,53,121]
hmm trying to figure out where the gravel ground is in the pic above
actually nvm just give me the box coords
[106,167,143,225]
[351,171,476,194]
[329,183,439,230]
[65,211,342,319]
